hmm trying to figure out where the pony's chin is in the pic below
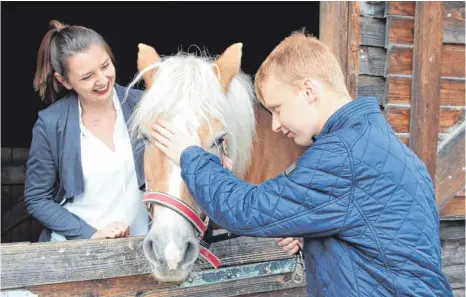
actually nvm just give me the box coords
[151,268,192,284]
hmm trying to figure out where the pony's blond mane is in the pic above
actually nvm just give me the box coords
[127,52,256,177]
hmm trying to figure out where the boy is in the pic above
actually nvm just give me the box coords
[152,32,453,297]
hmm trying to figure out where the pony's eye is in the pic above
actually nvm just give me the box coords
[216,137,225,145]
[140,132,149,143]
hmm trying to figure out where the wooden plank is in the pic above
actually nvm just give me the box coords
[385,107,465,134]
[385,46,413,76]
[242,287,308,297]
[409,1,444,179]
[2,185,12,217]
[439,108,465,133]
[385,1,415,17]
[385,106,410,133]
[386,76,465,106]
[440,220,465,241]
[360,1,385,18]
[360,17,386,47]
[440,197,465,217]
[385,76,411,105]
[8,272,306,297]
[386,15,415,46]
[442,44,466,78]
[386,45,465,77]
[436,123,465,209]
[357,75,385,105]
[1,236,294,289]
[346,1,360,99]
[359,46,386,76]
[453,289,466,297]
[320,2,349,75]
[1,165,25,184]
[443,1,466,44]
[320,2,361,97]
[442,237,465,267]
[12,148,29,165]
[2,147,12,164]
[441,79,466,106]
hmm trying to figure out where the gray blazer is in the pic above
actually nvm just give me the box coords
[24,84,145,241]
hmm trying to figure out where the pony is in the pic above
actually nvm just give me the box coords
[128,43,306,282]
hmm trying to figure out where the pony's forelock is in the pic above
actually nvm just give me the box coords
[128,51,256,177]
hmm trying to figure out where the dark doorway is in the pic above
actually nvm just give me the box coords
[1,2,319,148]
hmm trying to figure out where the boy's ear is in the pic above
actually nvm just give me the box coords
[303,78,318,103]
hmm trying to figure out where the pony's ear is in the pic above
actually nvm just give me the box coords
[213,43,243,92]
[137,43,160,88]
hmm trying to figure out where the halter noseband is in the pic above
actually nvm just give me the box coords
[143,192,221,268]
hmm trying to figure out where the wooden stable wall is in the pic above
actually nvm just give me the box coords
[2,148,43,244]
[337,1,466,219]
[321,3,465,295]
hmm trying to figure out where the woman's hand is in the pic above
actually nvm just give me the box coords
[151,120,202,166]
[91,221,129,239]
[275,237,304,256]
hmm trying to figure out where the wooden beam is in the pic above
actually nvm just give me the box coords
[443,1,466,44]
[5,271,306,297]
[440,197,465,218]
[386,76,465,106]
[320,2,349,74]
[385,1,416,17]
[436,123,466,209]
[360,17,386,47]
[360,1,385,18]
[359,46,386,76]
[385,46,413,76]
[346,1,360,99]
[385,45,465,77]
[386,106,464,134]
[1,236,293,289]
[441,45,466,78]
[319,2,360,98]
[357,75,385,105]
[386,15,415,46]
[409,1,444,179]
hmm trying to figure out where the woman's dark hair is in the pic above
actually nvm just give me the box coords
[33,20,115,103]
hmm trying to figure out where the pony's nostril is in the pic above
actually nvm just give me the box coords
[181,240,199,268]
[143,238,161,266]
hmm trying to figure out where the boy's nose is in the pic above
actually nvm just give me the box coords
[271,115,282,132]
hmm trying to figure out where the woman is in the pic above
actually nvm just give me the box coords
[25,20,149,241]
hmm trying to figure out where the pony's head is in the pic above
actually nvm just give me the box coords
[129,43,256,282]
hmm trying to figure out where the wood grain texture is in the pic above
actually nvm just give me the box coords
[436,123,466,209]
[409,1,444,179]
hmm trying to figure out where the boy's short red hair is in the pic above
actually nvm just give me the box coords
[255,31,349,102]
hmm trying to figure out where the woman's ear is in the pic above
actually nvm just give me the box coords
[54,72,72,90]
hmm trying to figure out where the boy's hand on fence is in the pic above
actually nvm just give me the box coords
[275,237,304,256]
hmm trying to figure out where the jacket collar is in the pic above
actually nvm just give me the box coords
[318,97,381,137]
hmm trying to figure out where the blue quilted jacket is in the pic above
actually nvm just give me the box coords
[180,98,453,297]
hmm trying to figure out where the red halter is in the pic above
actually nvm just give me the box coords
[143,192,221,269]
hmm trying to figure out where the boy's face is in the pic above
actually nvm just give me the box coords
[261,76,320,146]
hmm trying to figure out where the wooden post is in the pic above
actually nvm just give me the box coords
[409,2,444,180]
[320,2,360,98]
